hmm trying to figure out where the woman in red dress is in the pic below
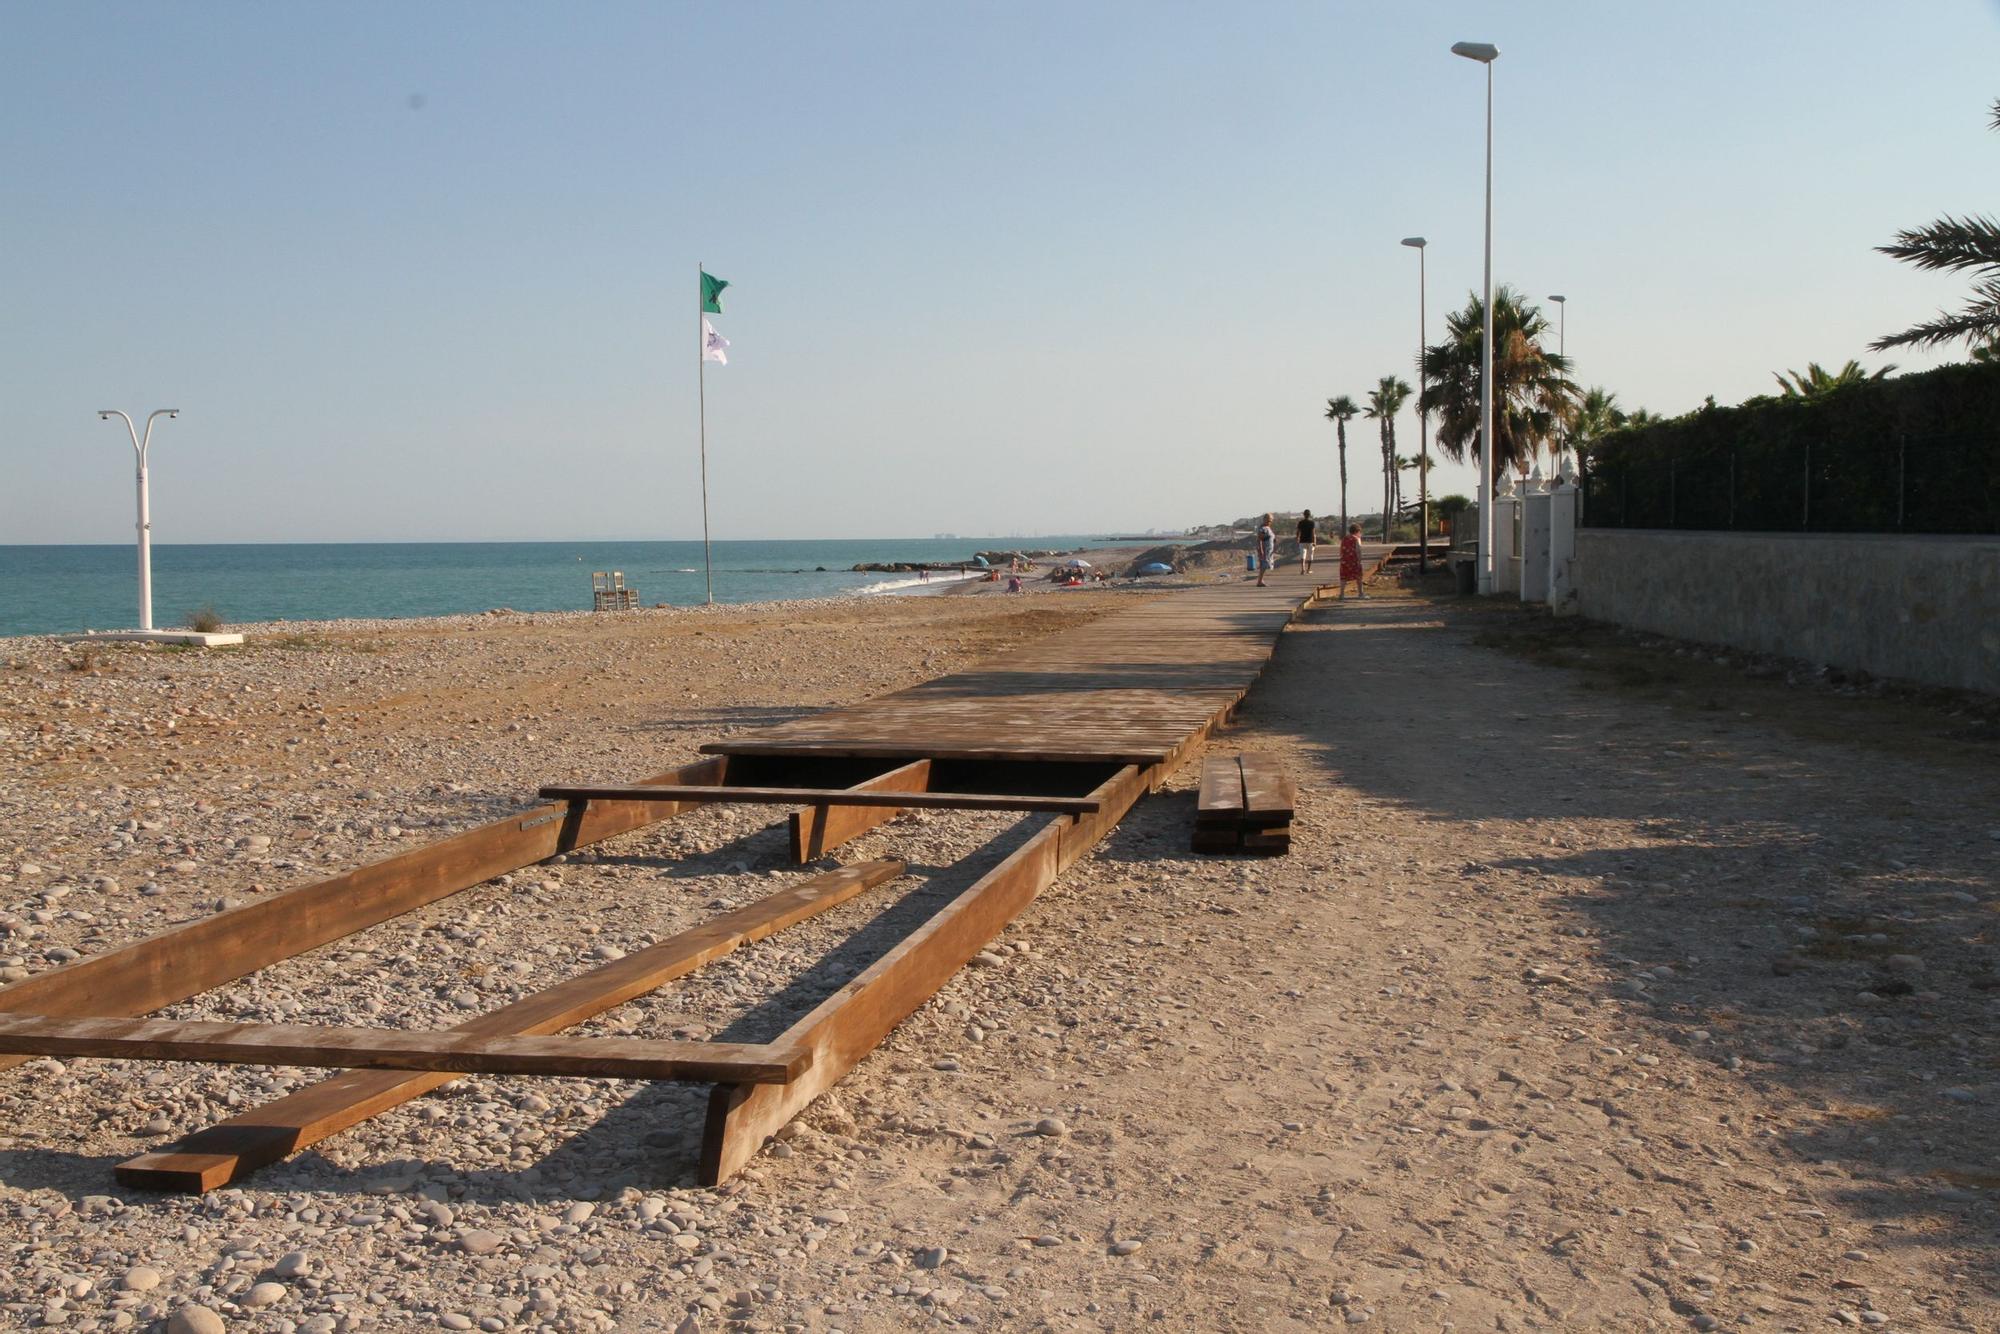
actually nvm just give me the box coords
[1337,523,1366,599]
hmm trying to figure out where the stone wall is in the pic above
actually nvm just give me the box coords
[1572,530,2000,694]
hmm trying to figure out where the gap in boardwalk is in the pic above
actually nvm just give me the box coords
[591,810,1044,1048]
[49,802,812,1190]
[19,772,1073,1196]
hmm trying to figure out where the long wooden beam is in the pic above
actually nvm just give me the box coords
[699,764,1150,1184]
[790,759,931,863]
[0,1016,801,1083]
[538,784,1099,814]
[706,738,1167,764]
[0,756,731,1072]
[115,857,903,1192]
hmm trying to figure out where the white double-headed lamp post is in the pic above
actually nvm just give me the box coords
[1451,39,1499,593]
[1548,293,1567,478]
[1400,236,1429,572]
[98,409,179,633]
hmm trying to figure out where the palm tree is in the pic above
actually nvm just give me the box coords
[1418,285,1578,477]
[1567,386,1626,477]
[1365,376,1412,540]
[1323,396,1361,532]
[1570,386,1626,443]
[1872,99,2000,353]
[1772,360,1894,398]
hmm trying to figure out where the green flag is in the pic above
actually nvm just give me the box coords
[701,270,729,314]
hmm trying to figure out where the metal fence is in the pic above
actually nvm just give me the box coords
[1580,431,1999,534]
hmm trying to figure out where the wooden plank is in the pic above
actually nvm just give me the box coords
[790,759,931,863]
[707,739,1172,764]
[1196,755,1246,816]
[0,757,730,1072]
[700,762,1154,1185]
[538,784,1098,814]
[115,858,902,1192]
[0,1015,800,1082]
[1238,754,1296,820]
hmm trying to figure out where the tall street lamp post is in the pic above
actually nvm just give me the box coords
[1400,237,1429,572]
[97,409,178,633]
[1548,293,1567,478]
[1452,39,1499,593]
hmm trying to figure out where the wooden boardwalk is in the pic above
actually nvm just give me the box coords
[710,573,1320,766]
[0,569,1334,1191]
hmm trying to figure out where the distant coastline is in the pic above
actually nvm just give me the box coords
[0,537,1120,639]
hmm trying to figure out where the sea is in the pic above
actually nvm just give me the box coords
[0,538,1128,638]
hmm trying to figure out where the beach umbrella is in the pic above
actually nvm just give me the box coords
[1138,562,1173,575]
[1064,558,1091,568]
[971,554,989,566]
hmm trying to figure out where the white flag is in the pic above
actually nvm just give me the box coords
[702,317,730,365]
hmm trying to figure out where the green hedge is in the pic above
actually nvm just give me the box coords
[1580,361,2000,534]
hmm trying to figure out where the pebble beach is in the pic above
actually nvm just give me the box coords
[3,583,1998,1332]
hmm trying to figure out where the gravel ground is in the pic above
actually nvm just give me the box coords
[2,583,1997,1332]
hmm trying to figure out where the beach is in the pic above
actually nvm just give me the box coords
[1,582,1995,1330]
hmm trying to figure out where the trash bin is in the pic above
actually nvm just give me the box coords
[1452,555,1476,595]
[1245,554,1257,573]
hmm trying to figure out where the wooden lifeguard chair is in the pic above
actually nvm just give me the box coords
[591,571,638,611]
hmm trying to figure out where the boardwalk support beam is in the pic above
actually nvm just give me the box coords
[112,859,902,1192]
[699,764,1150,1184]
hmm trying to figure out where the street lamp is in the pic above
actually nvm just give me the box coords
[1400,237,1430,573]
[1547,294,1567,478]
[1452,39,1499,593]
[97,409,179,632]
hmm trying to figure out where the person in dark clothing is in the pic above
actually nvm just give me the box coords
[1295,510,1318,574]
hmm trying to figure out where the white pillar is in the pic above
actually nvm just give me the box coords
[1548,476,1578,607]
[1492,473,1521,596]
[1520,480,1551,605]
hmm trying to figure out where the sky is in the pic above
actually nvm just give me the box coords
[4,1,1998,544]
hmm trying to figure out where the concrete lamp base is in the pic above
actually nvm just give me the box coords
[64,629,245,648]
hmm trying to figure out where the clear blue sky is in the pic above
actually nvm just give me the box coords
[4,2,1997,544]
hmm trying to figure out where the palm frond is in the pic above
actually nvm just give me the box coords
[1869,300,2000,351]
[1871,273,2000,351]
[1876,215,2000,274]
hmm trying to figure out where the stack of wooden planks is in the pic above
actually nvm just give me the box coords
[1193,752,1295,855]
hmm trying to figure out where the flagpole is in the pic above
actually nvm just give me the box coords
[697,261,713,605]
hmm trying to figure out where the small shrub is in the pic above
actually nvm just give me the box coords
[65,645,103,673]
[184,604,225,633]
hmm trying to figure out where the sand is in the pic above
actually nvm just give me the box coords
[0,578,1996,1331]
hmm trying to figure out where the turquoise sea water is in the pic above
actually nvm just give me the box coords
[0,538,1114,638]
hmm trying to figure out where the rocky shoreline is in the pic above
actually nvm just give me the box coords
[848,549,1075,574]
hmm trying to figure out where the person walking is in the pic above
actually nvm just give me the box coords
[1337,523,1367,599]
[1295,509,1318,574]
[1254,513,1277,587]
